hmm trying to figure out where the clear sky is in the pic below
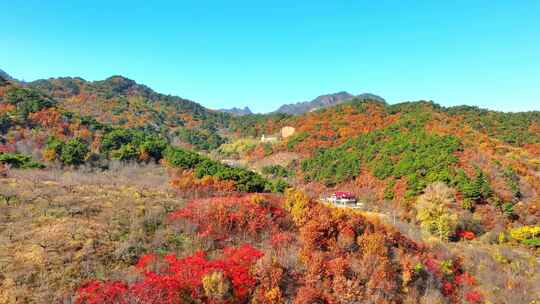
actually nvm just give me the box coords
[2,1,539,113]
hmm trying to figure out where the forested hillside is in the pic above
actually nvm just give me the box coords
[27,76,234,151]
[0,75,282,192]
[28,76,229,128]
[232,99,540,230]
[1,71,539,304]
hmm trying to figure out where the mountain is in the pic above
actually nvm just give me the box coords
[233,98,540,228]
[274,91,353,115]
[26,75,232,132]
[2,71,540,304]
[273,91,385,115]
[218,106,253,116]
[0,68,15,82]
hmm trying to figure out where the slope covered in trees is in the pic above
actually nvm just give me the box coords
[229,98,539,252]
[27,76,233,151]
[1,71,539,304]
[444,105,540,146]
[28,76,229,129]
[0,76,281,193]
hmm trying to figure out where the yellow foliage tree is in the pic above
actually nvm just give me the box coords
[283,188,310,226]
[414,182,458,241]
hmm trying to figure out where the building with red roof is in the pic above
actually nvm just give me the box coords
[328,191,357,205]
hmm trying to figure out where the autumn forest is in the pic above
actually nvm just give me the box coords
[0,71,539,304]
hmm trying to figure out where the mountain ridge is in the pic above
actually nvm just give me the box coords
[274,91,385,115]
[5,69,537,114]
[24,74,230,132]
[218,106,253,116]
[0,68,15,82]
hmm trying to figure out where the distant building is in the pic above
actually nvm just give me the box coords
[261,134,278,143]
[327,191,357,205]
[222,159,239,167]
[281,126,295,138]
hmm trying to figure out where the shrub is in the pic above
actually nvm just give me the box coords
[111,143,138,161]
[138,136,167,160]
[75,281,128,304]
[261,165,289,178]
[509,225,540,247]
[266,179,289,193]
[45,137,64,155]
[169,169,237,196]
[101,129,167,162]
[100,129,133,152]
[0,152,45,169]
[164,147,282,193]
[202,271,232,301]
[287,131,309,151]
[76,245,263,304]
[169,195,288,240]
[464,290,483,304]
[44,137,90,166]
[176,128,225,151]
[0,113,12,134]
[60,138,89,165]
[218,137,258,157]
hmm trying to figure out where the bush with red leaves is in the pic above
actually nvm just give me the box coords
[457,230,476,240]
[75,245,263,304]
[464,290,483,303]
[76,193,485,304]
[169,195,290,241]
[76,281,128,304]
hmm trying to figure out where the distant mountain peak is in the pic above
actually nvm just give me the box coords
[218,106,253,116]
[274,91,384,115]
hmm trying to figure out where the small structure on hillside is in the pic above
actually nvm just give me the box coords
[261,134,278,143]
[326,191,358,206]
[221,159,239,167]
[281,126,295,138]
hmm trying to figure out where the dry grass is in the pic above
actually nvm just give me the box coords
[420,239,540,304]
[454,242,540,303]
[249,151,300,171]
[0,165,188,303]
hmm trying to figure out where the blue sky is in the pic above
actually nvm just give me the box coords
[2,1,539,113]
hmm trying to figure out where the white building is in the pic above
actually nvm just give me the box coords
[261,134,278,143]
